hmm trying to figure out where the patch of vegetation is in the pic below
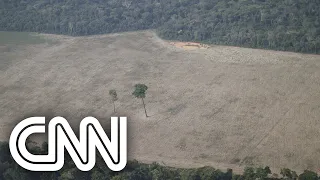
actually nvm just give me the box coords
[0,141,319,180]
[0,31,48,46]
[1,0,319,54]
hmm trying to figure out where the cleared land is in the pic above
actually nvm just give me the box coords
[1,31,320,174]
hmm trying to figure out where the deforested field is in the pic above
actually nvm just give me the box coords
[1,31,320,173]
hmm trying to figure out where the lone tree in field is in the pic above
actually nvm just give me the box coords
[109,89,118,113]
[132,84,148,117]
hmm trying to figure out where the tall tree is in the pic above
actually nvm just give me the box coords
[109,89,118,113]
[132,84,149,118]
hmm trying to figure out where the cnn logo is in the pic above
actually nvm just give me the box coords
[9,117,127,171]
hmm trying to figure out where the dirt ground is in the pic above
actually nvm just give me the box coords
[169,42,210,50]
[1,31,320,174]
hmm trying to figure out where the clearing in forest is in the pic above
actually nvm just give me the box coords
[1,31,320,174]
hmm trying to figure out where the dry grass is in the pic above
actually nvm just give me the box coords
[1,31,320,174]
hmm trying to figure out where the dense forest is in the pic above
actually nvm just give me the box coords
[0,141,319,180]
[0,0,320,54]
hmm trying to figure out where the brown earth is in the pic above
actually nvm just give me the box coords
[1,31,320,174]
[169,42,210,50]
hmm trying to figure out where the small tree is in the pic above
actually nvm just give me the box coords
[255,167,268,179]
[109,90,118,113]
[132,84,148,117]
[280,168,299,179]
[243,167,255,180]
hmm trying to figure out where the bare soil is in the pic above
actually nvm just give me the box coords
[1,31,320,174]
[169,42,210,50]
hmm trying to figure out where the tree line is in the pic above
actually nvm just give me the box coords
[0,0,319,54]
[0,141,319,180]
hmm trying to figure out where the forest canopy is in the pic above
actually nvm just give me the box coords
[0,141,319,180]
[1,0,320,54]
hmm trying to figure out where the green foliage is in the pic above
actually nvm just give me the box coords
[0,32,47,45]
[1,0,319,54]
[180,169,201,180]
[91,165,112,180]
[149,163,180,180]
[3,164,31,180]
[58,167,90,180]
[298,170,318,180]
[281,168,298,179]
[156,0,320,54]
[0,142,11,163]
[0,141,319,180]
[264,166,272,175]
[111,174,128,180]
[39,172,57,180]
[243,166,273,180]
[196,166,217,180]
[132,83,149,117]
[255,167,268,179]
[243,167,255,180]
[132,84,148,99]
[127,165,152,180]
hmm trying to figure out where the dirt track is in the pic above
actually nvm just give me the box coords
[1,31,320,174]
